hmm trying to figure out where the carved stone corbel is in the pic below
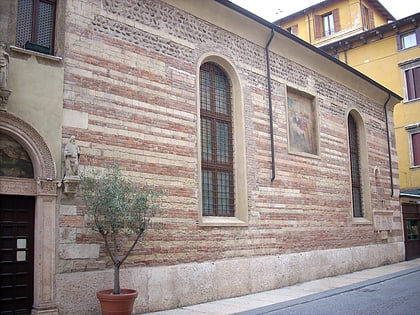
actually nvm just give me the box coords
[0,88,11,111]
[63,177,79,194]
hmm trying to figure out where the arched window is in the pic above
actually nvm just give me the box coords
[347,110,373,221]
[200,62,234,216]
[348,113,363,217]
[197,55,248,226]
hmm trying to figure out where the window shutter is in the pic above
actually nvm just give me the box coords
[414,67,420,99]
[405,67,420,100]
[368,9,375,29]
[332,9,341,33]
[396,34,402,50]
[314,15,322,39]
[412,133,420,166]
[37,1,55,50]
[16,0,34,48]
[416,28,420,46]
[291,24,298,36]
[405,69,415,100]
[361,5,368,29]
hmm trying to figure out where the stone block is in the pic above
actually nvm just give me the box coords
[214,258,251,299]
[147,265,178,312]
[59,244,100,259]
[62,108,88,129]
[59,227,76,243]
[174,261,217,306]
[60,205,77,215]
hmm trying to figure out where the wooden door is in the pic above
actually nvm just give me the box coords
[0,195,35,314]
[402,203,420,260]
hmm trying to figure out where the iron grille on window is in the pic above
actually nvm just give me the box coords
[200,63,234,217]
[348,114,363,217]
[16,0,56,55]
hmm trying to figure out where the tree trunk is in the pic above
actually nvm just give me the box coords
[114,264,120,294]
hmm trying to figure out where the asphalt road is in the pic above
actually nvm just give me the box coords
[239,268,420,315]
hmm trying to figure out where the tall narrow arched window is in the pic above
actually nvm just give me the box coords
[200,62,234,217]
[348,113,363,217]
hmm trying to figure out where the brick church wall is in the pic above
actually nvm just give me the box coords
[60,0,402,270]
[57,0,403,312]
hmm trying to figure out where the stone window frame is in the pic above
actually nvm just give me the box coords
[405,122,420,168]
[3,0,65,58]
[197,53,248,227]
[15,0,57,55]
[399,57,420,102]
[346,109,372,224]
[397,28,420,51]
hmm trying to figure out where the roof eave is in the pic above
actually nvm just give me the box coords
[215,0,402,103]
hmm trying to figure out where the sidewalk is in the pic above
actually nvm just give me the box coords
[141,258,420,315]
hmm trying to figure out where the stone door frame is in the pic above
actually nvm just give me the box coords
[0,112,59,315]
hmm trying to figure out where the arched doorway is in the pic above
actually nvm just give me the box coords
[0,112,58,315]
[0,132,35,313]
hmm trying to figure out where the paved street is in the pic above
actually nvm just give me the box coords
[238,268,420,315]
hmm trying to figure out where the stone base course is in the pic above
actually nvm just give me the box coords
[56,243,404,314]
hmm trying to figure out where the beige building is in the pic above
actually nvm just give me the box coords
[0,0,406,314]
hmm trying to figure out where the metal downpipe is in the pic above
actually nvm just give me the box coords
[266,28,275,182]
[383,93,394,197]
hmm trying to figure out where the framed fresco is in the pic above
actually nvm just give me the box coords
[286,87,319,156]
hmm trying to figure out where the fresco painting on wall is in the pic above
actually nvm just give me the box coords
[287,91,318,155]
[0,133,33,178]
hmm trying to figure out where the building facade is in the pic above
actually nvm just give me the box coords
[276,0,420,261]
[0,0,405,314]
[275,0,394,47]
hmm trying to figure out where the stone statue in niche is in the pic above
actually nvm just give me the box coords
[64,136,80,178]
[0,42,9,89]
[0,42,12,111]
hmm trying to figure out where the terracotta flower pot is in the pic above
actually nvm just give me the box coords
[96,289,138,315]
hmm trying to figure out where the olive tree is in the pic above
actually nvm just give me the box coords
[80,162,162,294]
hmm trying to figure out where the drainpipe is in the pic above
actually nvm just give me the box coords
[383,93,394,197]
[266,28,275,182]
[343,47,348,64]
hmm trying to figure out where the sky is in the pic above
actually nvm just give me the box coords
[230,0,420,22]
